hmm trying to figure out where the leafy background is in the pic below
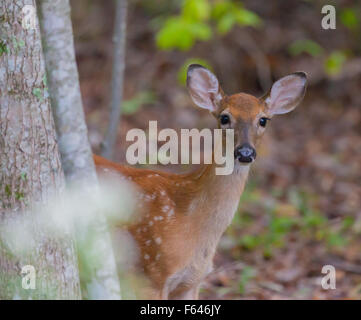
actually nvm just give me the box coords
[70,0,361,299]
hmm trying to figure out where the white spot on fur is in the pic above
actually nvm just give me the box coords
[145,240,151,246]
[167,208,174,217]
[144,254,150,260]
[155,237,162,245]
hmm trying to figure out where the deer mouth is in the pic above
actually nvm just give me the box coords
[237,155,255,163]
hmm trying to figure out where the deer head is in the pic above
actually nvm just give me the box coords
[187,64,307,166]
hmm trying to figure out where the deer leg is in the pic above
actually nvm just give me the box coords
[169,284,200,300]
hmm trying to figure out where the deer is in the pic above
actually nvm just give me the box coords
[94,64,307,300]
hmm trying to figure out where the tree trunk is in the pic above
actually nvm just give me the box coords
[0,0,81,299]
[36,0,121,299]
[101,0,127,160]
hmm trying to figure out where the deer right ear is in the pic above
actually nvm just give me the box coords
[264,72,307,116]
[187,64,223,112]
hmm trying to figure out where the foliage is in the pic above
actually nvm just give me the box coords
[211,1,261,34]
[156,1,360,79]
[156,0,212,51]
[155,0,262,86]
[289,39,349,77]
[238,266,256,294]
[0,40,9,56]
[324,50,347,76]
[122,91,156,115]
[340,7,360,30]
[229,186,353,259]
[156,0,261,51]
[288,39,324,57]
[288,5,360,77]
[32,88,43,100]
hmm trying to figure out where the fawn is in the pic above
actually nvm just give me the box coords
[94,65,307,299]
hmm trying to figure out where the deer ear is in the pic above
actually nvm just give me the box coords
[187,64,224,112]
[264,72,307,115]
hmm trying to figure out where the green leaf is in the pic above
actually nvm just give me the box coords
[0,40,9,56]
[239,266,256,294]
[342,216,354,230]
[5,185,11,197]
[177,58,213,85]
[288,39,324,57]
[122,91,155,115]
[324,51,347,76]
[213,2,261,33]
[239,235,260,250]
[156,17,211,51]
[183,0,210,22]
[32,88,43,100]
[217,12,235,34]
[156,17,191,50]
[156,17,195,50]
[327,232,347,247]
[211,2,234,20]
[20,172,27,181]
[42,74,48,87]
[235,8,262,27]
[15,191,24,200]
[270,216,297,234]
[13,37,25,50]
[303,211,327,228]
[340,8,359,30]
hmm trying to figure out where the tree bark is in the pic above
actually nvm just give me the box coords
[0,0,81,299]
[36,0,121,299]
[101,0,127,160]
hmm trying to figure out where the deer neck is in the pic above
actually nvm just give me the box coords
[188,161,250,236]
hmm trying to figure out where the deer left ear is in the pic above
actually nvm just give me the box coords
[264,72,307,115]
[186,64,224,113]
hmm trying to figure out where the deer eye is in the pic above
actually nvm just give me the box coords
[220,114,230,125]
[259,117,270,127]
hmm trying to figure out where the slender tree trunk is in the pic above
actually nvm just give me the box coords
[101,0,127,160]
[36,0,121,299]
[0,0,81,299]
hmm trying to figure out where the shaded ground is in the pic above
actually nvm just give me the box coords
[71,0,361,299]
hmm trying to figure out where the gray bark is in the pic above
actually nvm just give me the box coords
[0,0,81,299]
[101,0,127,160]
[36,0,121,299]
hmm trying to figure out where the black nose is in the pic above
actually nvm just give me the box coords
[234,144,257,163]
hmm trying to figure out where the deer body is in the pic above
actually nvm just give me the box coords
[95,65,307,299]
[95,155,249,299]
